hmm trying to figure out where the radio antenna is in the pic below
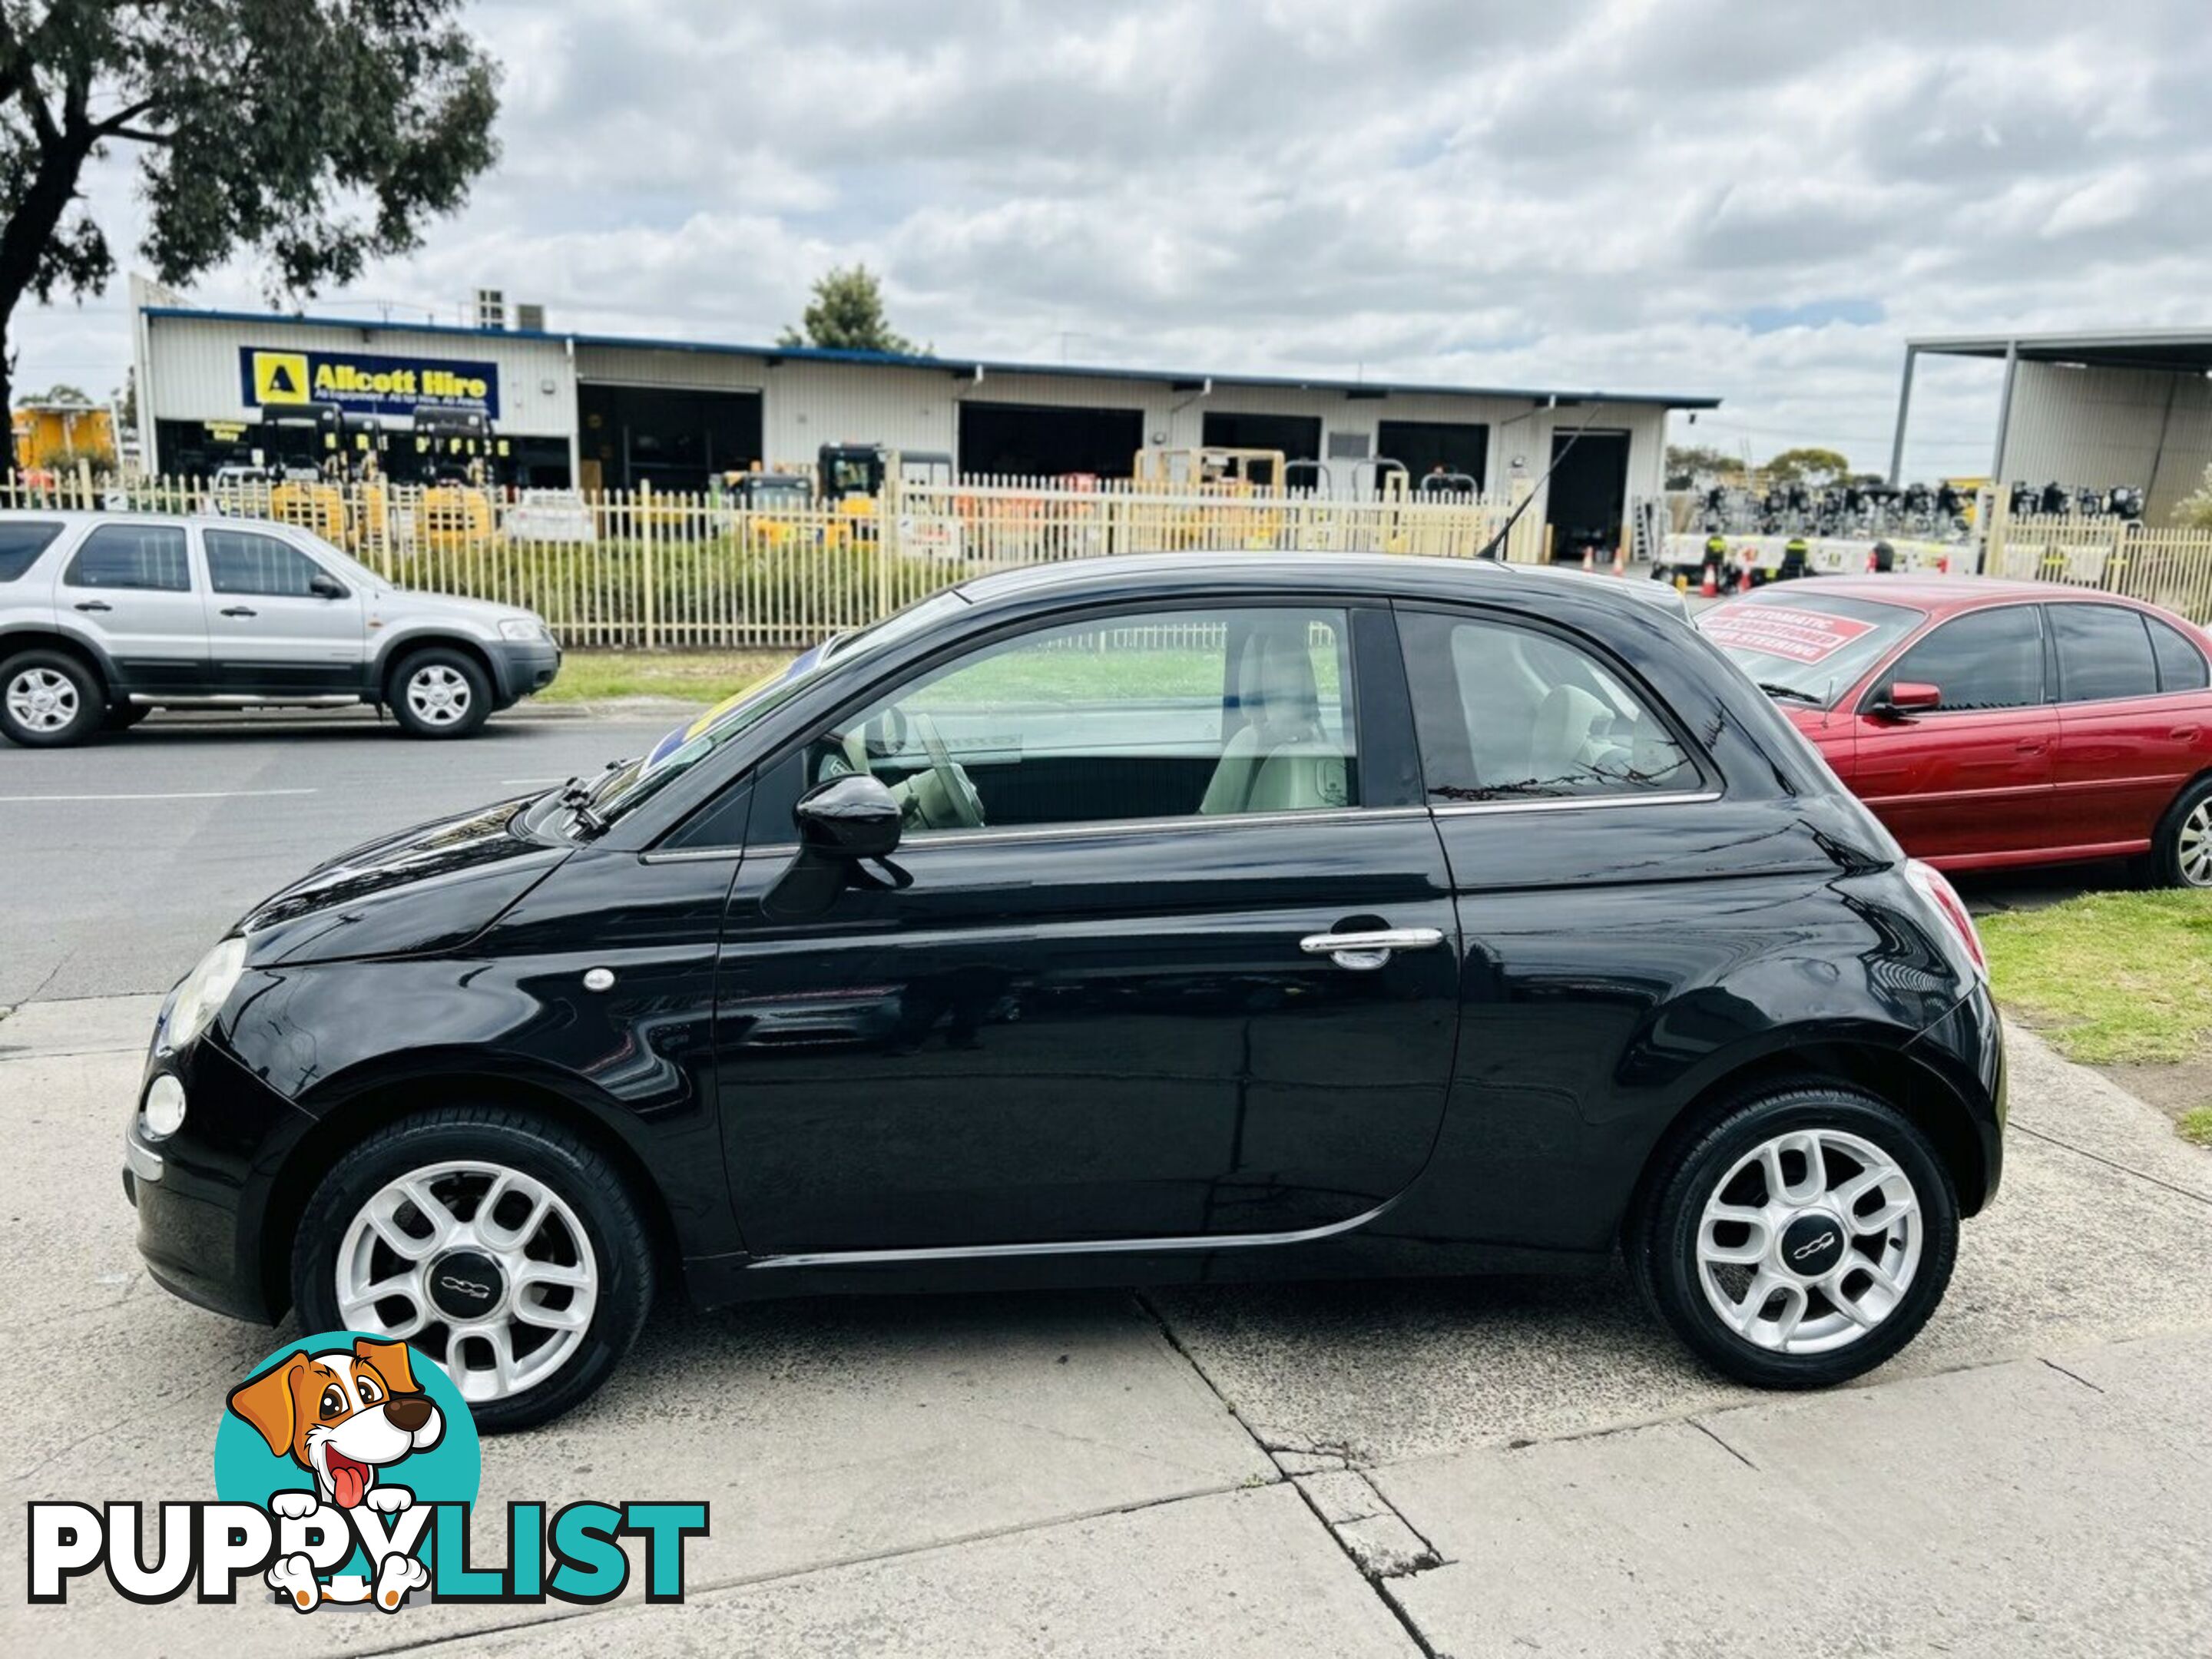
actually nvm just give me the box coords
[1475,399,1604,562]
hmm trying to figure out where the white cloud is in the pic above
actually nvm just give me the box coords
[12,0,2211,482]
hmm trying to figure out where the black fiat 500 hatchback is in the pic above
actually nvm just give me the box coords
[127,554,2003,1429]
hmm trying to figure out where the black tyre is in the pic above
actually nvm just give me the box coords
[1,648,104,747]
[291,1107,654,1432]
[387,647,492,738]
[102,701,151,732]
[2149,775,2212,889]
[1630,1083,1959,1389]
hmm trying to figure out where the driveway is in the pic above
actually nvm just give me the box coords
[2,992,2208,1656]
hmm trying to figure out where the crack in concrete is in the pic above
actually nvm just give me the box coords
[1688,1416,1760,1470]
[2010,1122,2212,1207]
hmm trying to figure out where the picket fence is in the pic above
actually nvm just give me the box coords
[0,470,1539,647]
[1982,496,2212,623]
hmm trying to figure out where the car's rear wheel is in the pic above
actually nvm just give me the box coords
[389,647,491,738]
[0,649,104,747]
[1631,1084,1959,1389]
[291,1108,654,1432]
[2150,776,2212,889]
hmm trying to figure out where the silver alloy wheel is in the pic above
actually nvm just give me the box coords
[336,1160,598,1403]
[6,666,80,732]
[2180,797,2212,887]
[404,663,472,726]
[1695,1128,1922,1355]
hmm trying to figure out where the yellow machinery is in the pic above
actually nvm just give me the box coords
[11,402,116,472]
[816,444,955,536]
[1129,446,1288,549]
[722,470,822,548]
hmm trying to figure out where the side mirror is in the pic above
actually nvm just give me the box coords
[308,571,346,599]
[1878,680,1942,717]
[795,773,902,861]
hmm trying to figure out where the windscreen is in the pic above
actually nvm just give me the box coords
[1697,591,1924,706]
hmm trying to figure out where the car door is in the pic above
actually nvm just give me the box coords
[712,600,1461,1256]
[2048,602,2212,850]
[51,521,211,696]
[200,525,369,695]
[1845,603,2055,861]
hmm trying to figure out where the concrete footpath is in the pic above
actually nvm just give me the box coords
[2,995,2208,1657]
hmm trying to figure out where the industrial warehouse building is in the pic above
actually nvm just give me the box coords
[1891,328,2212,517]
[131,287,1718,556]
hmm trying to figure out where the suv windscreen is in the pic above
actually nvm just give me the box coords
[0,520,62,581]
[1697,592,1922,706]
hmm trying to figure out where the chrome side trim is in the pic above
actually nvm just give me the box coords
[744,1197,1397,1271]
[128,693,359,708]
[639,847,743,864]
[1429,789,1721,818]
[900,804,1432,849]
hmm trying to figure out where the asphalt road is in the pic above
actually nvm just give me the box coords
[0,709,685,1006]
[0,702,2128,1008]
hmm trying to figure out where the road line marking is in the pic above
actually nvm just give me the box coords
[0,788,320,803]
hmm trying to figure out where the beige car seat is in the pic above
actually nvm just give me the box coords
[1200,634,1348,814]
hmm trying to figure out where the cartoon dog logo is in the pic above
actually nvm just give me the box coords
[226,1336,444,1611]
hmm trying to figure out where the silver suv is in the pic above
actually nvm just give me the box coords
[0,512,560,746]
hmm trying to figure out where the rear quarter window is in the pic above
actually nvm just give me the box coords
[0,521,63,581]
[2147,615,2210,693]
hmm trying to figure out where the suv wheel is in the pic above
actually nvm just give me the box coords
[1631,1084,1959,1389]
[1,649,104,747]
[389,647,492,738]
[2151,776,2212,889]
[291,1108,654,1432]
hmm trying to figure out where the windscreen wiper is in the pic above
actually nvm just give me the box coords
[1754,681,1823,705]
[555,774,612,838]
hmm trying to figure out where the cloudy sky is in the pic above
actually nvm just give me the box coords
[21,0,2212,478]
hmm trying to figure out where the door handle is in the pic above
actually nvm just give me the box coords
[220,606,258,618]
[1300,926,1445,972]
[2173,727,2200,742]
[2015,739,2045,754]
[73,599,111,613]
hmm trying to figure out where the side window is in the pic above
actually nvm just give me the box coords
[62,525,192,592]
[2051,604,2158,703]
[805,606,1357,833]
[2145,614,2210,694]
[0,520,63,581]
[206,529,333,598]
[1882,606,2044,712]
[1398,611,1700,802]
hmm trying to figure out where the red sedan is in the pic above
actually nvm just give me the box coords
[1698,578,2212,885]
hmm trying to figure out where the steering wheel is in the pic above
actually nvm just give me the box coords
[912,713,985,830]
[830,704,909,781]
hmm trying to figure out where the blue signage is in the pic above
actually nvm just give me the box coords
[240,346,502,421]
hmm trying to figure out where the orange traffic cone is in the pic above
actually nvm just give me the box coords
[1581,545,1595,572]
[1611,544,1628,577]
[1699,563,1719,598]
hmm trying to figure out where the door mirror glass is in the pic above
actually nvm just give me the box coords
[795,773,903,860]
[308,571,346,599]
[1883,680,1942,714]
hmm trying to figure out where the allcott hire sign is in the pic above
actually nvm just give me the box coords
[241,348,502,421]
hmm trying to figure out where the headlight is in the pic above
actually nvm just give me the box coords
[166,935,247,1050]
[498,617,549,641]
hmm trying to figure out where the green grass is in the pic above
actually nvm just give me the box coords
[1979,889,2212,1066]
[541,650,787,703]
[2181,1108,2212,1148]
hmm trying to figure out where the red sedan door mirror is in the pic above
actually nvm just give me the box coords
[1879,680,1942,716]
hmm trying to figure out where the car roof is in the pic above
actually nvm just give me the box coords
[1764,574,2168,618]
[956,551,1690,620]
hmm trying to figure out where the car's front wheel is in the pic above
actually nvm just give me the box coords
[2151,775,2212,889]
[388,647,492,738]
[1631,1084,1959,1389]
[292,1108,654,1432]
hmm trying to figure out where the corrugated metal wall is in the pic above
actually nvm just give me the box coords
[142,315,577,440]
[140,310,1680,509]
[2003,361,2212,518]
